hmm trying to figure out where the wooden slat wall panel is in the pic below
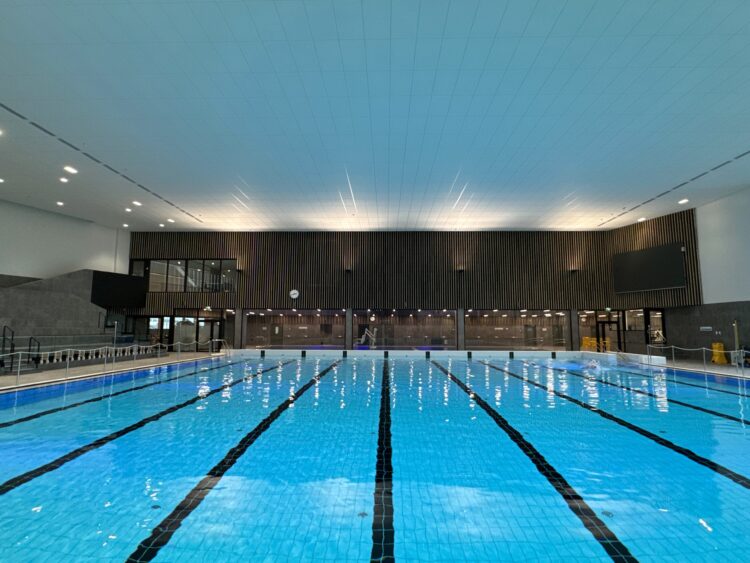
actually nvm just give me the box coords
[129,210,702,315]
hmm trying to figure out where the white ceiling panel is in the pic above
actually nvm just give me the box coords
[0,0,749,233]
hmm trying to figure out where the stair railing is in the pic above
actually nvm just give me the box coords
[1,326,14,371]
[27,337,41,367]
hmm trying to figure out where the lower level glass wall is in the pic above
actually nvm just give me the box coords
[353,309,456,350]
[245,309,346,349]
[465,310,570,350]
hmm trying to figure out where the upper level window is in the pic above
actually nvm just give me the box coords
[167,260,186,292]
[148,260,168,292]
[132,258,237,293]
[221,260,237,292]
[130,260,146,277]
[186,260,203,292]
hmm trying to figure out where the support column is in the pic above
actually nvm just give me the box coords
[570,309,579,351]
[457,308,465,350]
[234,309,244,349]
[345,308,353,350]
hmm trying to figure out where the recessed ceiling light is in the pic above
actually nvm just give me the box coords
[63,166,78,174]
[59,177,69,183]
[125,208,132,212]
[159,223,165,228]
[637,217,646,222]
[122,223,129,228]
[167,218,175,223]
[56,201,64,206]
[0,130,3,136]
[132,201,142,206]
[0,178,4,183]
[678,198,689,205]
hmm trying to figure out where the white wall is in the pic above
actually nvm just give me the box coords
[0,200,130,279]
[696,187,750,304]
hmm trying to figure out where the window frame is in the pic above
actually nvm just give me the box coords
[130,258,238,293]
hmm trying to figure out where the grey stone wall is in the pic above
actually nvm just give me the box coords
[0,270,109,344]
[664,301,750,350]
[0,274,39,288]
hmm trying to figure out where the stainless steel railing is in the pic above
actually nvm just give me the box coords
[0,338,231,387]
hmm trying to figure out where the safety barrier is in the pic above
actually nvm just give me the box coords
[646,344,748,378]
[0,339,231,388]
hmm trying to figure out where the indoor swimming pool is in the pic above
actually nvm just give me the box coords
[0,354,748,561]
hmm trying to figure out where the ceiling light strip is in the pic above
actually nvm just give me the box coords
[0,100,202,224]
[598,148,750,227]
[345,169,358,214]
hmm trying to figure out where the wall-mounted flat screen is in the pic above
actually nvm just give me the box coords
[613,242,686,293]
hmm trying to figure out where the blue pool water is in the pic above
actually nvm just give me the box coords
[0,355,748,561]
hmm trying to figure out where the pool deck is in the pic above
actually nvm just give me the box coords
[635,358,749,379]
[0,352,215,392]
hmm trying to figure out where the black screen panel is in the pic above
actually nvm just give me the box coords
[91,271,148,308]
[613,243,686,293]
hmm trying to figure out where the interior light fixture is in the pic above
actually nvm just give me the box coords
[56,201,64,206]
[125,208,132,212]
[167,218,175,223]
[678,198,689,205]
[132,201,142,206]
[122,223,129,228]
[159,223,165,228]
[59,177,69,183]
[0,178,4,183]
[520,309,527,313]
[0,130,3,136]
[63,166,78,174]
[637,217,646,222]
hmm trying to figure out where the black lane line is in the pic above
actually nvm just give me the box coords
[0,360,295,496]
[126,360,340,563]
[535,363,748,426]
[483,362,750,491]
[371,359,394,563]
[0,359,240,430]
[615,366,748,399]
[431,361,637,563]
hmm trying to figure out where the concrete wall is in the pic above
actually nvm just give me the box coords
[696,187,750,304]
[0,200,129,279]
[664,301,750,351]
[672,188,750,352]
[0,270,109,346]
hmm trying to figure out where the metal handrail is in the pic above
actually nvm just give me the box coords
[27,337,41,366]
[1,325,14,357]
[646,343,748,378]
[0,338,233,387]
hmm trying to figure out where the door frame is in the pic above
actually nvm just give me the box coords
[596,320,622,351]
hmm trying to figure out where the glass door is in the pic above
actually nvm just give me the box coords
[197,319,222,351]
[596,321,621,351]
[174,316,197,351]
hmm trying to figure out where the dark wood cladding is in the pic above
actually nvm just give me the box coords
[129,210,701,315]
